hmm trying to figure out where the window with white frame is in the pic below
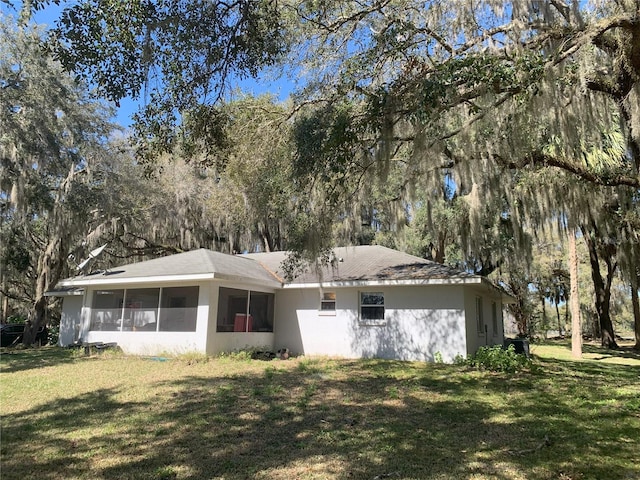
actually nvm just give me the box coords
[320,292,336,314]
[476,296,484,335]
[360,292,385,325]
[492,301,498,336]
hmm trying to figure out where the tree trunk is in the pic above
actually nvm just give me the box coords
[555,299,562,337]
[23,165,77,346]
[0,268,7,323]
[23,235,66,346]
[434,232,446,264]
[258,221,274,253]
[568,229,582,358]
[507,277,529,336]
[632,273,640,351]
[582,228,618,349]
[541,293,547,337]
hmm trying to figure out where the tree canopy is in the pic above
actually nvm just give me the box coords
[3,1,639,348]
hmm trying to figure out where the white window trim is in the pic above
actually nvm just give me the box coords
[319,291,337,316]
[359,291,386,326]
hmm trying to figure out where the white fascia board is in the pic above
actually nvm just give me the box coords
[43,288,85,297]
[281,277,483,289]
[58,272,282,289]
[58,273,216,287]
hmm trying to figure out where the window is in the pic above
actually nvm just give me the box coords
[216,287,274,332]
[159,287,199,332]
[89,286,199,333]
[492,301,498,336]
[249,292,275,332]
[360,292,385,325]
[91,290,124,331]
[476,296,484,335]
[320,292,336,313]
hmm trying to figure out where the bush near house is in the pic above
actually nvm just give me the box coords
[466,344,533,373]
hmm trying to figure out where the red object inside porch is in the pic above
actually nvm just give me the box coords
[234,314,253,332]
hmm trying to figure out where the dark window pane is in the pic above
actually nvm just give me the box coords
[361,293,384,305]
[321,292,336,311]
[360,292,384,322]
[217,287,248,332]
[249,292,274,332]
[361,306,385,321]
[217,288,274,333]
[320,302,336,311]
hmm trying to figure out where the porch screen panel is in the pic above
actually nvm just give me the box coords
[249,292,274,332]
[123,288,160,331]
[90,290,124,331]
[216,287,249,332]
[159,286,198,332]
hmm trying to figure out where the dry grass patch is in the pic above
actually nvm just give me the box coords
[1,346,639,479]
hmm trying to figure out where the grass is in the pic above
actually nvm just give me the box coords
[1,343,639,480]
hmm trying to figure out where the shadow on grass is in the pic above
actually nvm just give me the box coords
[0,347,78,373]
[1,356,639,480]
[534,339,640,363]
[536,354,640,382]
[582,343,640,361]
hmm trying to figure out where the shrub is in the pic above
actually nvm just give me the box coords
[466,344,532,373]
[175,351,210,364]
[47,325,59,346]
[217,348,255,361]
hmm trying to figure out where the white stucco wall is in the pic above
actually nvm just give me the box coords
[464,286,505,356]
[274,285,468,362]
[57,277,507,360]
[58,295,84,347]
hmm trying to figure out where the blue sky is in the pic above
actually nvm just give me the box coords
[2,1,293,128]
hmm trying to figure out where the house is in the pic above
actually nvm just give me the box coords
[46,245,511,362]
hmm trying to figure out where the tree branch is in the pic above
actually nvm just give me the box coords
[496,152,640,188]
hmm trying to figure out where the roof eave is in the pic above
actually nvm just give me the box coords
[57,271,282,289]
[58,273,216,287]
[44,287,85,297]
[282,277,483,289]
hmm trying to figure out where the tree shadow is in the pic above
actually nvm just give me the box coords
[348,308,467,362]
[582,343,640,361]
[0,347,78,374]
[2,357,639,479]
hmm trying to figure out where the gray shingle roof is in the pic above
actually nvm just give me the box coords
[59,249,281,287]
[57,245,481,289]
[245,245,479,284]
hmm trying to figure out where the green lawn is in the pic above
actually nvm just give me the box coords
[1,344,639,480]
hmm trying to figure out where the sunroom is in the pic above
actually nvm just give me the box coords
[50,249,282,355]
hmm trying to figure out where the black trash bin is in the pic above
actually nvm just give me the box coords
[503,338,530,357]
